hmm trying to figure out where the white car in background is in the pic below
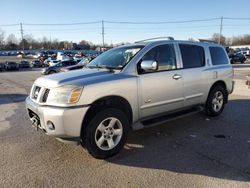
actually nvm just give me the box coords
[238,50,250,60]
[49,60,61,67]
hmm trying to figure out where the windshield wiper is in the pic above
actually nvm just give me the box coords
[88,64,122,70]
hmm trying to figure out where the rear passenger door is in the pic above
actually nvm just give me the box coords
[178,43,206,107]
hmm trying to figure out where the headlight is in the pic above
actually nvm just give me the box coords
[46,85,83,104]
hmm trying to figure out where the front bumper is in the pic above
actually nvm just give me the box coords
[25,96,89,139]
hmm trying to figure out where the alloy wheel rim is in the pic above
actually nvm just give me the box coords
[212,91,224,112]
[95,117,123,151]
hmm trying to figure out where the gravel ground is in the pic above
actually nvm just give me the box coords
[0,66,250,188]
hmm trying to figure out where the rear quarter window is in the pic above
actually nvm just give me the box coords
[209,47,229,65]
[179,44,205,69]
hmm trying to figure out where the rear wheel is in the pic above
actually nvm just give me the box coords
[82,108,129,159]
[205,85,227,116]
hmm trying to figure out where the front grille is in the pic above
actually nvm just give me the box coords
[42,89,50,102]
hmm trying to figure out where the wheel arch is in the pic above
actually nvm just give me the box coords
[81,95,133,138]
[207,80,228,103]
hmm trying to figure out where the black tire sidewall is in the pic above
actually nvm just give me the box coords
[49,70,56,74]
[84,108,129,159]
[205,85,227,116]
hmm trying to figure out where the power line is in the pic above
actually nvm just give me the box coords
[1,17,250,27]
[0,24,19,27]
[224,17,250,20]
[23,21,102,26]
[105,18,220,24]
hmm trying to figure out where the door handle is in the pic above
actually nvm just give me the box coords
[172,74,182,80]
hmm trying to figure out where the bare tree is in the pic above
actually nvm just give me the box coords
[0,28,5,49]
[6,33,18,45]
[211,33,226,45]
[5,33,19,50]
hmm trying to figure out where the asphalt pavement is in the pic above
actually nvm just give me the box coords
[0,67,250,188]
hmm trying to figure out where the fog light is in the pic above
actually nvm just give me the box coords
[47,121,55,130]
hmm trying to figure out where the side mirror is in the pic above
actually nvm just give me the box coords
[140,60,158,72]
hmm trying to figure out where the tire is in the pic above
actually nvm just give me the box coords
[48,70,56,74]
[82,108,129,159]
[205,85,227,116]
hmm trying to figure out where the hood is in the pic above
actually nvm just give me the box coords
[34,68,123,88]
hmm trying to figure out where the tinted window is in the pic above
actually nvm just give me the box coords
[179,44,205,68]
[209,47,229,65]
[62,61,71,66]
[140,44,176,72]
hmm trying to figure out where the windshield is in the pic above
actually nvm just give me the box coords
[87,45,143,69]
[78,58,87,65]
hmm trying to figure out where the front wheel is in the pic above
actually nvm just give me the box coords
[205,85,227,116]
[83,108,129,159]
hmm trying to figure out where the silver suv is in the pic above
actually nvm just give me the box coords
[26,38,234,159]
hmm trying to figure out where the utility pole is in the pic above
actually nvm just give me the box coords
[50,36,52,50]
[20,22,24,51]
[101,20,105,51]
[219,17,223,44]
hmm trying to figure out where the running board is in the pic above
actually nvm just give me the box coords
[133,106,203,130]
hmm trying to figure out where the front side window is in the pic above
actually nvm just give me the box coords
[88,46,143,69]
[209,47,229,65]
[56,62,62,67]
[139,44,176,73]
[179,44,205,68]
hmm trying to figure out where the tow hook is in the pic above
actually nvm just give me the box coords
[30,116,39,131]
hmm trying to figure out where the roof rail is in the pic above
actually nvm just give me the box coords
[135,36,174,43]
[198,39,218,44]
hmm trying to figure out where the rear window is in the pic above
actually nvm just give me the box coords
[209,47,229,65]
[179,44,205,68]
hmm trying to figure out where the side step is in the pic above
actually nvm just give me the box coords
[133,106,203,130]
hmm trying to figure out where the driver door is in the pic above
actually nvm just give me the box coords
[138,44,184,118]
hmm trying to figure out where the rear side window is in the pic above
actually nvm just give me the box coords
[209,47,229,65]
[179,44,205,68]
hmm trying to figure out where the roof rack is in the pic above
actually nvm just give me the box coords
[198,39,218,44]
[135,36,174,43]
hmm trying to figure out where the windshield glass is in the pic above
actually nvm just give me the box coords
[87,45,143,69]
[78,58,87,65]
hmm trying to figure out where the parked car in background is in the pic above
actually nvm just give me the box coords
[238,50,250,59]
[5,62,19,70]
[31,60,42,67]
[19,61,30,68]
[60,58,89,72]
[48,60,61,67]
[229,53,246,64]
[0,63,4,71]
[41,60,77,75]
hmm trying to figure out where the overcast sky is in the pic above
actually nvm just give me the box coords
[1,0,250,44]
